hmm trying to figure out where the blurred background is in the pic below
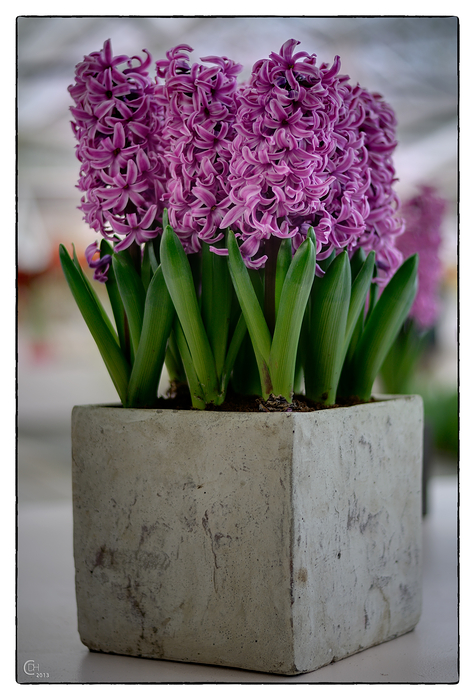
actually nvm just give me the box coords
[17,16,458,502]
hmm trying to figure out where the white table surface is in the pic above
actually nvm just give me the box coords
[16,474,458,685]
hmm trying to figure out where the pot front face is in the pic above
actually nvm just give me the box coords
[71,396,423,675]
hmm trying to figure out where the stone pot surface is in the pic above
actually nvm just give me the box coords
[71,394,423,675]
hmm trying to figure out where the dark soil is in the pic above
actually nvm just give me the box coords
[155,383,373,413]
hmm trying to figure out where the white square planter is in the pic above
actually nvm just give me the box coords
[71,395,423,675]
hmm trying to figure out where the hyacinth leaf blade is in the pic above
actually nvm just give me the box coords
[226,229,272,364]
[201,241,233,380]
[160,225,219,404]
[59,244,130,405]
[141,243,152,290]
[147,241,159,274]
[337,251,376,395]
[274,237,293,320]
[344,250,376,353]
[100,239,128,358]
[165,328,186,384]
[71,244,118,344]
[173,318,206,410]
[269,236,316,401]
[379,321,428,394]
[112,253,146,359]
[220,313,247,398]
[126,265,175,408]
[350,246,367,281]
[348,254,419,401]
[305,251,352,405]
[226,229,273,397]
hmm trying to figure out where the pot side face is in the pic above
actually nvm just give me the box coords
[71,396,423,675]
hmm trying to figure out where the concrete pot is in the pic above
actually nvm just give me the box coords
[71,394,423,675]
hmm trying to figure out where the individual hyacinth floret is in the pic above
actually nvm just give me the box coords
[68,39,169,259]
[397,185,447,329]
[84,241,112,283]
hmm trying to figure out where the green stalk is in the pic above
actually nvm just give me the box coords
[126,265,175,407]
[226,229,273,398]
[275,238,293,319]
[160,225,219,404]
[201,240,233,379]
[173,319,207,410]
[59,244,130,405]
[269,236,316,401]
[263,235,281,334]
[100,240,128,361]
[305,251,352,405]
[112,253,146,359]
[347,254,419,401]
[219,313,247,399]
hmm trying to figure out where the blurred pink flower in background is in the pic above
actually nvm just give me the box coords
[398,185,447,329]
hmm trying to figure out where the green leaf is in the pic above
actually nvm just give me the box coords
[173,318,207,410]
[379,320,428,394]
[270,236,316,401]
[112,253,146,358]
[305,251,352,405]
[344,250,375,352]
[275,237,292,318]
[226,229,273,397]
[72,244,118,344]
[59,244,130,405]
[220,312,247,399]
[148,240,160,274]
[100,239,128,359]
[350,246,367,281]
[126,265,175,407]
[348,254,419,401]
[160,225,219,404]
[165,328,186,384]
[201,240,233,378]
[141,242,152,289]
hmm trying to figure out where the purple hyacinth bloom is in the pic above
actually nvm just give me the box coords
[155,45,242,254]
[85,241,112,283]
[220,39,341,267]
[219,40,403,278]
[69,39,168,254]
[348,87,405,284]
[397,185,447,329]
[219,40,373,271]
[70,38,405,283]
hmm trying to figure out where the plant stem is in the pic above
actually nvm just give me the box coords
[264,236,281,335]
[129,240,142,277]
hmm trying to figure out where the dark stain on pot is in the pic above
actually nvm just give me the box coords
[296,567,308,584]
[91,545,115,572]
[214,532,232,547]
[125,576,146,636]
[137,550,170,571]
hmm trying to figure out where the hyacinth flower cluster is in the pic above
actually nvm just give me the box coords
[60,38,418,409]
[220,41,404,279]
[380,185,447,394]
[397,185,446,330]
[68,40,168,268]
[155,44,242,254]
